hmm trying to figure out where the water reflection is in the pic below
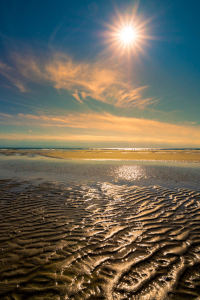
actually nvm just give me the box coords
[114,165,147,180]
[0,155,200,190]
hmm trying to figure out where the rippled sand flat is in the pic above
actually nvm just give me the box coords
[1,179,200,299]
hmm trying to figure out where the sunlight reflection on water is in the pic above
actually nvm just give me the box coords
[0,154,200,189]
[114,165,147,180]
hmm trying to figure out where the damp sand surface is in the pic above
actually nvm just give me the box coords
[0,155,200,299]
[1,149,200,162]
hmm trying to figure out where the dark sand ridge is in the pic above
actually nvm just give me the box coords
[1,149,200,162]
[1,179,200,299]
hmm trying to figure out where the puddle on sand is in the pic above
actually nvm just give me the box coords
[0,178,200,299]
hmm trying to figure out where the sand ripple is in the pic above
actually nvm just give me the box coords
[0,179,200,299]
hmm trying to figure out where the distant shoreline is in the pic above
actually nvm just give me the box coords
[1,149,200,163]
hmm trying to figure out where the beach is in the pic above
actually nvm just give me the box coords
[0,0,200,298]
[1,149,200,162]
[0,152,200,299]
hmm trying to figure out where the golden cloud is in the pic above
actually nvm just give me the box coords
[0,112,200,146]
[0,52,156,108]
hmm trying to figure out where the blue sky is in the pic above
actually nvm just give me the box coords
[0,0,200,148]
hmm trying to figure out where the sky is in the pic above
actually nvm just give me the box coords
[0,0,200,148]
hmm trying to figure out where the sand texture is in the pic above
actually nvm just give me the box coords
[1,179,200,299]
[1,149,200,162]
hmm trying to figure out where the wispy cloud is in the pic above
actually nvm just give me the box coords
[0,112,200,146]
[183,121,197,125]
[0,61,27,92]
[0,52,157,108]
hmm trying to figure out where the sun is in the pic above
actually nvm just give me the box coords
[118,26,137,46]
[103,5,153,56]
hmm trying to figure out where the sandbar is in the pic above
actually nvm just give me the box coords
[0,149,200,162]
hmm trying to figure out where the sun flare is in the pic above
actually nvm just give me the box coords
[118,26,137,45]
[104,5,153,56]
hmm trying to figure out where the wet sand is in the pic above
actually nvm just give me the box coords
[1,149,200,162]
[1,178,200,299]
